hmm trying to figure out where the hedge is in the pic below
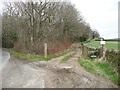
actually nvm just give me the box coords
[105,49,119,72]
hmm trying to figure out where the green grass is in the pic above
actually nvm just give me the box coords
[12,49,70,61]
[61,49,78,62]
[85,39,119,50]
[78,58,119,84]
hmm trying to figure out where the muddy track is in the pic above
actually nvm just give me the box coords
[2,49,118,88]
[29,49,117,88]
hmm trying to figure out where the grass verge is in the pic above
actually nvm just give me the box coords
[12,49,70,61]
[78,58,120,84]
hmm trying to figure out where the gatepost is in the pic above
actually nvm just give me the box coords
[100,38,106,57]
[44,43,47,58]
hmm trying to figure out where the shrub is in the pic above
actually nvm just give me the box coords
[105,49,119,72]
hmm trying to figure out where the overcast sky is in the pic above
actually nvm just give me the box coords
[0,0,119,39]
[70,0,119,39]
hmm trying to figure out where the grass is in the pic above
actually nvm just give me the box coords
[61,49,78,62]
[85,39,119,50]
[78,58,119,84]
[12,49,70,61]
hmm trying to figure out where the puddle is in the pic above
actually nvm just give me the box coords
[56,69,71,73]
[29,61,47,68]
[56,66,72,73]
[81,77,89,84]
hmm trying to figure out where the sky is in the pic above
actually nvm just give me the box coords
[70,0,119,39]
[0,0,119,39]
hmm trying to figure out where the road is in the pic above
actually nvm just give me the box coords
[0,49,10,69]
[0,49,10,89]
[1,49,118,88]
[2,51,46,88]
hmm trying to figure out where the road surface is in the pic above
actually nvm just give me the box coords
[0,49,10,69]
[1,50,118,88]
[2,51,46,88]
[0,49,10,89]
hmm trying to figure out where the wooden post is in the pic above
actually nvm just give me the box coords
[82,47,83,55]
[58,48,59,55]
[83,45,88,58]
[100,38,105,57]
[70,47,71,56]
[102,44,104,57]
[44,43,47,58]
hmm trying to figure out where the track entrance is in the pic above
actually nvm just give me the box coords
[47,46,83,58]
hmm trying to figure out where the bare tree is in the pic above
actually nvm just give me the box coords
[2,0,95,54]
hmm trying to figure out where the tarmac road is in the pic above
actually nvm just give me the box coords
[0,49,10,89]
[2,52,46,88]
[1,50,10,69]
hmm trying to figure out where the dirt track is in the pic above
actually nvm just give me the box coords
[2,50,118,88]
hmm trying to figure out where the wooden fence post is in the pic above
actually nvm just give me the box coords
[83,45,88,58]
[44,43,47,58]
[102,44,104,57]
